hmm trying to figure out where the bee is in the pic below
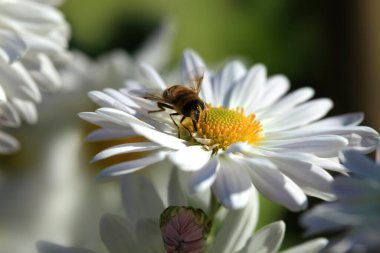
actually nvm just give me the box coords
[143,71,207,137]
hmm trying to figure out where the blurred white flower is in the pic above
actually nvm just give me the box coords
[80,49,379,211]
[40,21,174,127]
[0,127,107,253]
[302,149,380,253]
[59,21,174,93]
[31,0,64,6]
[237,221,328,253]
[0,0,70,153]
[37,173,327,253]
[0,22,174,253]
[37,170,259,253]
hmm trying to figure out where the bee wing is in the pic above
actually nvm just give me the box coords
[126,88,165,102]
[184,67,205,94]
[143,93,166,102]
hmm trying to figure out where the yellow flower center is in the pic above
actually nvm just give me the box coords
[186,106,263,151]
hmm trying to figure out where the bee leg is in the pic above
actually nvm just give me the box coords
[148,102,174,113]
[169,113,181,138]
[192,120,198,131]
[180,116,193,137]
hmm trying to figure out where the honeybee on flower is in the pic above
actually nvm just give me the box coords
[80,49,379,211]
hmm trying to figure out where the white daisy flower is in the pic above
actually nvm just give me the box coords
[80,49,379,211]
[37,173,327,253]
[0,0,70,153]
[301,149,380,253]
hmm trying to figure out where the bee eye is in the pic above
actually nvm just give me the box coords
[196,101,205,110]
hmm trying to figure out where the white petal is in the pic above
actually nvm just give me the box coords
[103,88,138,108]
[88,90,115,107]
[239,221,285,253]
[0,1,66,29]
[22,54,61,92]
[95,49,133,86]
[138,63,167,90]
[0,61,41,102]
[262,98,333,132]
[0,102,21,127]
[130,123,185,150]
[0,130,19,154]
[253,74,290,111]
[122,87,162,111]
[281,238,328,253]
[99,214,138,253]
[257,87,314,118]
[309,157,346,172]
[340,150,380,180]
[91,142,161,162]
[267,135,348,158]
[212,155,253,209]
[0,84,6,102]
[0,30,27,63]
[258,150,346,172]
[211,60,246,107]
[181,49,213,103]
[302,113,364,129]
[226,64,266,109]
[342,127,379,153]
[326,227,380,253]
[269,126,379,154]
[222,142,255,155]
[96,151,167,181]
[96,108,162,131]
[245,158,307,211]
[86,128,136,141]
[210,190,259,253]
[332,176,379,199]
[313,202,380,220]
[168,145,211,171]
[168,169,188,206]
[271,156,335,200]
[32,0,64,6]
[189,156,220,193]
[0,1,69,58]
[272,126,376,140]
[78,112,128,130]
[15,32,67,58]
[96,107,186,150]
[121,175,165,226]
[96,108,153,129]
[37,242,96,253]
[11,98,38,124]
[136,219,165,253]
[88,90,135,114]
[301,204,346,235]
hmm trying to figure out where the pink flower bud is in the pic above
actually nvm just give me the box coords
[160,206,212,253]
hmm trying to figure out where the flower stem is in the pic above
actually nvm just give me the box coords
[208,193,221,220]
[206,194,221,248]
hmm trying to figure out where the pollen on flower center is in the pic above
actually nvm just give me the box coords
[190,106,263,150]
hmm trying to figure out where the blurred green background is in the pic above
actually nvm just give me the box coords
[59,0,368,249]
